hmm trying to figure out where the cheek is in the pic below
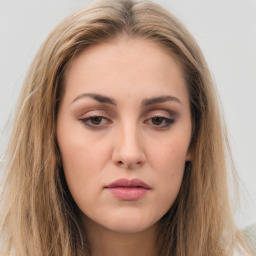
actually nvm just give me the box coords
[148,135,189,174]
[57,128,111,206]
[57,115,110,174]
[156,150,185,199]
[147,136,188,207]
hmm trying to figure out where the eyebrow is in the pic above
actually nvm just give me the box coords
[71,93,181,106]
[141,95,182,106]
[72,93,117,105]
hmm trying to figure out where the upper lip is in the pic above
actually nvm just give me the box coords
[105,178,151,189]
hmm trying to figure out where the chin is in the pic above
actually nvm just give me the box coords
[98,211,159,234]
[106,222,148,234]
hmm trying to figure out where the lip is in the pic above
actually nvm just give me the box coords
[104,178,151,201]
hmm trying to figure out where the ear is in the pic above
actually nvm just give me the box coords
[185,150,191,161]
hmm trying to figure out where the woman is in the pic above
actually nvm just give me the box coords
[0,0,251,255]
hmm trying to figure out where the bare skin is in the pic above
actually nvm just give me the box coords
[83,215,157,256]
[57,38,191,256]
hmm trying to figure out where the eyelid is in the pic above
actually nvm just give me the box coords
[77,107,117,120]
[79,115,112,128]
[78,109,113,128]
[143,109,176,119]
[145,116,175,128]
[143,109,177,129]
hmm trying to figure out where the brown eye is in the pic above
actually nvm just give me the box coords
[146,116,174,129]
[80,116,110,128]
[90,116,103,125]
[151,117,164,125]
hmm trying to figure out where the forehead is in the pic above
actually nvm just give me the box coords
[62,38,188,105]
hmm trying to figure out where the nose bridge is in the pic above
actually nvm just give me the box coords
[112,119,145,168]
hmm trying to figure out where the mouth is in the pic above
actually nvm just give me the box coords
[104,178,151,201]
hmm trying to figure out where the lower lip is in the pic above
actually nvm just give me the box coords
[106,187,150,201]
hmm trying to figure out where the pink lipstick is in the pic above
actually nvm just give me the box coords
[105,178,151,201]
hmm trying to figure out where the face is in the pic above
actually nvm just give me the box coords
[57,38,192,234]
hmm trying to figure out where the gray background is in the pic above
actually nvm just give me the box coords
[0,0,255,228]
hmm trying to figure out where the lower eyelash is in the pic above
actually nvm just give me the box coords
[79,116,107,127]
[150,116,175,128]
[79,116,174,129]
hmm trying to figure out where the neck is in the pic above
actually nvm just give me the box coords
[83,217,158,256]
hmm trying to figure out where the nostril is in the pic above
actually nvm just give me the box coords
[117,161,123,165]
[116,160,143,169]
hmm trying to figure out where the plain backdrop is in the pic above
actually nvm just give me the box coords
[0,0,255,228]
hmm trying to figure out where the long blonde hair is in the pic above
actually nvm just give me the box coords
[0,0,249,255]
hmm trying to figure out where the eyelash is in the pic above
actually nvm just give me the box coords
[79,116,110,128]
[79,115,175,129]
[145,116,175,129]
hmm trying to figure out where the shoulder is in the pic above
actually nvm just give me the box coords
[233,249,250,256]
[243,223,256,256]
[232,223,256,256]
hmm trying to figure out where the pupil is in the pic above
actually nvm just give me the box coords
[91,117,102,125]
[152,117,162,125]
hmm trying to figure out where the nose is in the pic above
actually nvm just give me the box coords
[112,124,146,169]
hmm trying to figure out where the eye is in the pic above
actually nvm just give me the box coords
[79,116,110,128]
[146,116,174,128]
